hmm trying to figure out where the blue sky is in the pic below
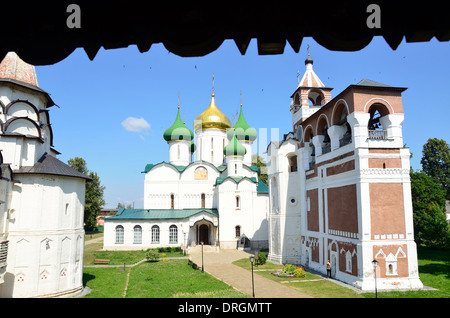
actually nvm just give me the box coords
[35,37,449,208]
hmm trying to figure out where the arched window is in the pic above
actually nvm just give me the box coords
[133,225,142,244]
[236,195,240,209]
[151,225,160,244]
[201,193,205,208]
[115,225,124,244]
[170,194,175,209]
[287,154,297,172]
[345,250,352,273]
[235,225,241,238]
[211,137,214,160]
[367,103,390,140]
[169,225,178,244]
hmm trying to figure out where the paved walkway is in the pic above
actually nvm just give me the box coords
[84,236,312,297]
[188,247,312,298]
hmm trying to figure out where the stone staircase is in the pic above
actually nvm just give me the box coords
[187,244,219,254]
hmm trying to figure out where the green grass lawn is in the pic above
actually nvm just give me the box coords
[83,234,449,298]
[83,259,249,298]
[233,247,450,298]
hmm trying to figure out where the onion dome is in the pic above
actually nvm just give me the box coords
[163,107,194,142]
[232,104,257,142]
[194,93,232,131]
[223,132,247,156]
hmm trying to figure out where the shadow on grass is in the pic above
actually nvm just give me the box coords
[82,272,96,287]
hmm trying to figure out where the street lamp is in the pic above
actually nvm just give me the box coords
[249,256,255,298]
[372,259,378,298]
[201,241,204,272]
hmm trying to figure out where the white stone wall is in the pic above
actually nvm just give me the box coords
[1,175,86,298]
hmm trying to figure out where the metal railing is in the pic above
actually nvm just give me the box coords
[368,129,387,140]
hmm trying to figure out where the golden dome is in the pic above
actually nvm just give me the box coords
[194,93,232,131]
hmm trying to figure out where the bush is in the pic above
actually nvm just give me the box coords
[256,252,267,266]
[293,267,306,278]
[146,249,159,262]
[282,264,296,275]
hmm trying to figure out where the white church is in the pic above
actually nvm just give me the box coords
[0,52,90,297]
[103,88,269,251]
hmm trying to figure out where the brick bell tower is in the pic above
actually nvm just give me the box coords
[268,51,423,292]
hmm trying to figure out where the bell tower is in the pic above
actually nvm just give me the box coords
[290,50,333,135]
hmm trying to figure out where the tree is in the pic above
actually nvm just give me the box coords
[117,202,133,209]
[421,138,450,199]
[252,154,268,185]
[410,170,449,248]
[68,157,106,230]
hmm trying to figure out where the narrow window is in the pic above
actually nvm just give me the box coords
[133,225,142,244]
[115,225,124,244]
[211,137,214,160]
[235,164,237,175]
[235,226,241,238]
[236,196,240,209]
[169,225,178,244]
[201,193,205,208]
[177,144,180,159]
[170,194,175,209]
[65,203,69,215]
[151,225,160,244]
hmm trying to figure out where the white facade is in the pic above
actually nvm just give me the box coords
[104,93,269,251]
[0,52,89,298]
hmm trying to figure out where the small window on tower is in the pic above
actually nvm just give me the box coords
[201,193,205,208]
[170,194,175,209]
[236,196,240,209]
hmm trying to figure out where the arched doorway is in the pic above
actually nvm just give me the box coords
[198,224,209,245]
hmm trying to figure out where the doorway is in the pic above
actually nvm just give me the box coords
[198,224,209,245]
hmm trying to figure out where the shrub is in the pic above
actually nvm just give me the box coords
[282,264,296,275]
[146,249,159,262]
[293,267,306,278]
[256,252,267,265]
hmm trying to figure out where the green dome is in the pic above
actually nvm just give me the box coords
[163,108,194,142]
[233,105,257,142]
[223,132,247,156]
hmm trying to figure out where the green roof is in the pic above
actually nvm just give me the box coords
[223,133,246,156]
[163,108,194,142]
[142,160,223,174]
[214,176,257,186]
[106,208,218,221]
[142,162,187,173]
[232,105,257,142]
[257,179,269,194]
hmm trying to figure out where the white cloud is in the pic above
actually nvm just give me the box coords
[121,117,150,133]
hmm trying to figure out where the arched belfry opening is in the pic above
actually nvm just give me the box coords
[368,103,391,140]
